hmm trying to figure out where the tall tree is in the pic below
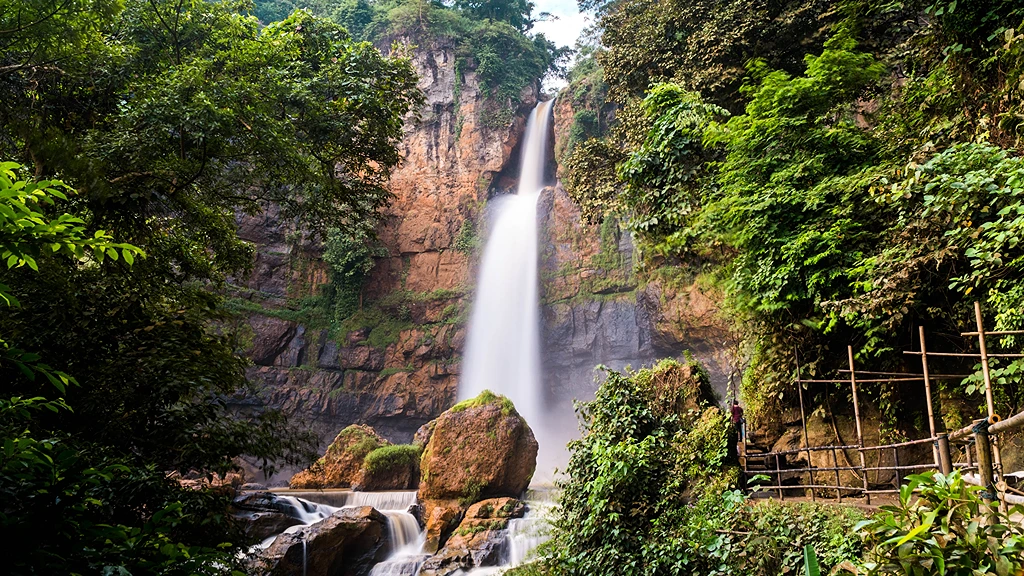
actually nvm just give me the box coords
[0,0,423,572]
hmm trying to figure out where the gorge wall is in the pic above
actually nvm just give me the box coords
[230,39,742,468]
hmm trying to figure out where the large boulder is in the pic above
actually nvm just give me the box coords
[290,425,388,489]
[253,506,389,576]
[418,390,538,502]
[230,491,304,541]
[352,444,421,491]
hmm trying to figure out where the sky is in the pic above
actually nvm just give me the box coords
[532,0,589,50]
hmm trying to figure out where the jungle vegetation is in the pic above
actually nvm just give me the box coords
[562,0,1024,436]
[0,0,428,572]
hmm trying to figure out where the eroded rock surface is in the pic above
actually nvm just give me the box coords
[419,497,526,574]
[229,491,304,542]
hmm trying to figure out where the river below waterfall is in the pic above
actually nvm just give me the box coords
[261,489,552,575]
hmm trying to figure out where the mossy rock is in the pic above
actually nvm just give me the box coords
[290,424,389,489]
[418,390,537,504]
[353,444,421,491]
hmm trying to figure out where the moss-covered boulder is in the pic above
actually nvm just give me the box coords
[419,497,526,574]
[419,390,538,502]
[352,444,421,491]
[290,425,388,489]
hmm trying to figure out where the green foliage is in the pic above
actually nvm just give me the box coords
[0,0,423,571]
[616,85,727,256]
[321,224,385,326]
[0,164,143,306]
[454,218,479,254]
[253,0,564,132]
[1,396,247,574]
[538,359,864,575]
[595,0,837,110]
[363,444,421,474]
[453,0,534,32]
[855,471,1024,575]
[563,139,627,224]
[805,545,822,576]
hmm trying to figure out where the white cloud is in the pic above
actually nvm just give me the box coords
[532,0,588,49]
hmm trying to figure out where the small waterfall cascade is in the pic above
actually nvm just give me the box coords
[261,491,424,565]
[460,98,554,438]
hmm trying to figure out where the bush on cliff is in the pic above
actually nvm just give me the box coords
[364,444,421,474]
[531,358,866,576]
[355,444,421,490]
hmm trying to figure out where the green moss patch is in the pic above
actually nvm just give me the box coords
[364,444,421,474]
[449,389,517,416]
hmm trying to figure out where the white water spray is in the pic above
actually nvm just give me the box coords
[460,99,554,437]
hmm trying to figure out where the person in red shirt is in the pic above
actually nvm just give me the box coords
[731,399,745,444]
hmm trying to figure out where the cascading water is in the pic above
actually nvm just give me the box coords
[460,98,554,450]
[260,491,423,566]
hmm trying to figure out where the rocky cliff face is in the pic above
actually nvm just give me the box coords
[233,40,741,474]
[541,98,741,406]
[231,37,538,456]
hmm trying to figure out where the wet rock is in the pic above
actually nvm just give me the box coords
[412,420,436,449]
[464,497,525,521]
[290,425,389,489]
[418,391,538,502]
[230,491,307,542]
[421,499,465,554]
[253,506,389,576]
[420,498,525,573]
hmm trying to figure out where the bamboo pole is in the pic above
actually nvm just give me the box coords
[975,302,997,420]
[974,302,1004,489]
[973,419,998,516]
[937,433,952,475]
[848,346,870,504]
[795,350,814,501]
[918,326,940,466]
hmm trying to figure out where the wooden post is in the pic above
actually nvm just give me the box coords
[795,350,814,501]
[848,346,870,504]
[974,302,1004,483]
[973,419,999,514]
[937,433,952,475]
[975,302,997,419]
[918,326,940,466]
[775,453,784,501]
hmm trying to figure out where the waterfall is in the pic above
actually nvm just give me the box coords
[460,98,554,438]
[262,491,424,564]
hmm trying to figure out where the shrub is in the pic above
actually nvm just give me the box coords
[854,471,1024,575]
[363,444,421,474]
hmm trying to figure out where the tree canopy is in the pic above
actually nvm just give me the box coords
[563,0,1024,432]
[0,0,423,572]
